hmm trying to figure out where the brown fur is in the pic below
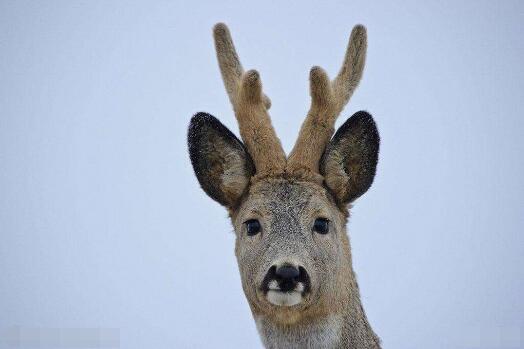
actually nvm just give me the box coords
[213,24,286,177]
[231,179,380,348]
[188,23,381,348]
[287,25,367,175]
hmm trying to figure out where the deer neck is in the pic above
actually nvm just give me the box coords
[254,271,380,349]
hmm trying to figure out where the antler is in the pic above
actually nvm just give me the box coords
[213,23,286,177]
[286,25,367,177]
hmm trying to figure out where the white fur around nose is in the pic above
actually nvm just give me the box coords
[268,280,280,290]
[267,290,303,306]
[268,280,305,292]
[266,260,305,306]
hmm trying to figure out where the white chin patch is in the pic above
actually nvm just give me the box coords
[267,290,303,307]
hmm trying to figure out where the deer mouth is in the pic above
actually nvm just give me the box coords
[266,280,306,307]
[261,265,311,307]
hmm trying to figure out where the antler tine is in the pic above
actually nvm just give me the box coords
[213,23,285,177]
[287,25,367,178]
[213,23,271,109]
[332,24,367,115]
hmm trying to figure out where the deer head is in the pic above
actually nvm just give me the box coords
[188,23,380,346]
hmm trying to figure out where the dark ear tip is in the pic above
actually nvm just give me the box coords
[188,112,221,160]
[352,110,376,127]
[188,112,226,140]
[186,111,253,207]
[357,110,379,139]
[189,112,206,145]
[334,110,380,145]
[322,110,380,204]
[353,110,380,153]
[190,112,215,127]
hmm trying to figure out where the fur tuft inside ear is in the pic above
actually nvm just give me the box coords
[320,111,379,204]
[188,112,255,207]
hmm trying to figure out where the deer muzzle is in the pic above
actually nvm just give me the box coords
[261,263,311,307]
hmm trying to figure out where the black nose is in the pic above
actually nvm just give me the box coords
[261,264,310,294]
[275,265,300,280]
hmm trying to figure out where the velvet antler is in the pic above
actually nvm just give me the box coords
[213,23,286,177]
[286,25,367,177]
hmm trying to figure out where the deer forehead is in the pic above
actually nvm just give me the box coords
[233,179,341,225]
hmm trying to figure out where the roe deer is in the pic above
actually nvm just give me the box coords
[188,23,381,348]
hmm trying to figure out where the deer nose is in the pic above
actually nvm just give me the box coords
[275,265,300,280]
[262,264,310,294]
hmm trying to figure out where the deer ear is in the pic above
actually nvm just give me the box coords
[320,111,380,204]
[188,112,255,208]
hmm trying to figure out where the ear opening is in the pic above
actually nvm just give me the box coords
[188,112,255,208]
[320,111,380,204]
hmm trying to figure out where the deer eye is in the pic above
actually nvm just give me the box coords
[313,218,329,234]
[245,219,261,236]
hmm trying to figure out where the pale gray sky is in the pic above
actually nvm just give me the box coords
[1,1,523,348]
